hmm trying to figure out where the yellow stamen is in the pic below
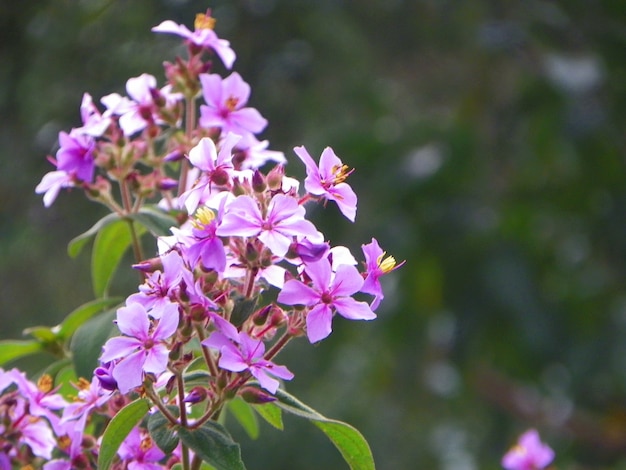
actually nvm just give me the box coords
[140,436,154,452]
[192,206,216,228]
[225,96,239,112]
[377,252,397,273]
[331,164,353,185]
[195,13,216,30]
[37,374,53,393]
[76,377,91,391]
[58,435,72,451]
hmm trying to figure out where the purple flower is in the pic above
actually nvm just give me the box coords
[118,426,166,470]
[152,13,236,69]
[76,92,111,137]
[217,194,319,257]
[278,258,376,343]
[185,206,227,272]
[294,146,358,222]
[199,72,267,138]
[233,134,286,170]
[100,302,179,393]
[179,133,240,214]
[105,73,182,136]
[56,130,96,183]
[361,238,404,310]
[35,170,74,207]
[203,331,294,394]
[502,429,554,470]
[127,250,193,314]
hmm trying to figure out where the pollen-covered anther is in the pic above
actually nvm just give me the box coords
[225,96,240,112]
[140,437,154,452]
[76,377,92,391]
[37,374,54,393]
[377,252,398,273]
[194,13,216,30]
[192,206,216,228]
[331,164,354,185]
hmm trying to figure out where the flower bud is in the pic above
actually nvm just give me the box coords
[266,165,284,190]
[245,242,259,262]
[240,386,277,404]
[169,341,183,361]
[183,386,208,404]
[252,169,266,193]
[252,305,272,326]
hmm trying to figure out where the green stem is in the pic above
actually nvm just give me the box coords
[144,385,178,426]
[194,323,219,377]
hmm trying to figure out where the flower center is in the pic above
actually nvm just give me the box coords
[37,374,53,393]
[192,206,216,228]
[225,96,240,112]
[321,292,333,304]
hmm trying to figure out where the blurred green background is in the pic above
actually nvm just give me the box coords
[1,0,626,468]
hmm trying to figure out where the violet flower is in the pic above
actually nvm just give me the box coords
[294,145,358,222]
[216,194,319,257]
[100,302,179,393]
[203,330,294,394]
[199,72,267,139]
[117,426,166,470]
[361,238,404,310]
[278,258,376,343]
[152,13,236,69]
[179,133,240,214]
[502,429,555,470]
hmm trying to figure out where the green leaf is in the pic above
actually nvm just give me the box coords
[22,326,57,343]
[67,213,120,258]
[252,402,283,430]
[129,206,177,237]
[230,295,257,327]
[70,309,117,379]
[57,297,123,340]
[147,407,180,454]
[98,398,151,470]
[92,218,144,298]
[178,421,246,470]
[228,398,259,440]
[0,340,43,365]
[273,388,375,470]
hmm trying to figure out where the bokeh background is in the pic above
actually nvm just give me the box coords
[1,0,626,468]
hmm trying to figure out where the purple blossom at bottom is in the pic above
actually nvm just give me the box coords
[502,429,554,470]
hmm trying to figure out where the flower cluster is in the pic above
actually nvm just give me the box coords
[17,10,405,469]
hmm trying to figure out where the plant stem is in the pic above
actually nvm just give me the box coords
[178,95,196,198]
[194,323,219,377]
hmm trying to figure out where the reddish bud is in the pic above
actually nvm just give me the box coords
[252,169,266,193]
[240,386,277,404]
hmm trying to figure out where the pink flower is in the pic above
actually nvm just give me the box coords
[294,146,357,222]
[216,194,319,257]
[502,429,554,470]
[278,258,376,343]
[199,72,267,138]
[35,170,74,207]
[118,426,166,470]
[361,238,404,310]
[100,302,179,393]
[152,13,236,69]
[203,330,293,394]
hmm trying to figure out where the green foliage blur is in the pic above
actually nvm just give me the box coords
[1,0,625,468]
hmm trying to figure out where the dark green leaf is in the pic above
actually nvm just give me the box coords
[57,297,123,340]
[70,309,117,379]
[230,295,257,327]
[129,206,177,237]
[252,402,283,430]
[273,388,375,470]
[148,406,180,454]
[92,218,144,298]
[98,398,151,470]
[0,340,43,366]
[228,398,259,439]
[67,213,120,258]
[178,421,246,470]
